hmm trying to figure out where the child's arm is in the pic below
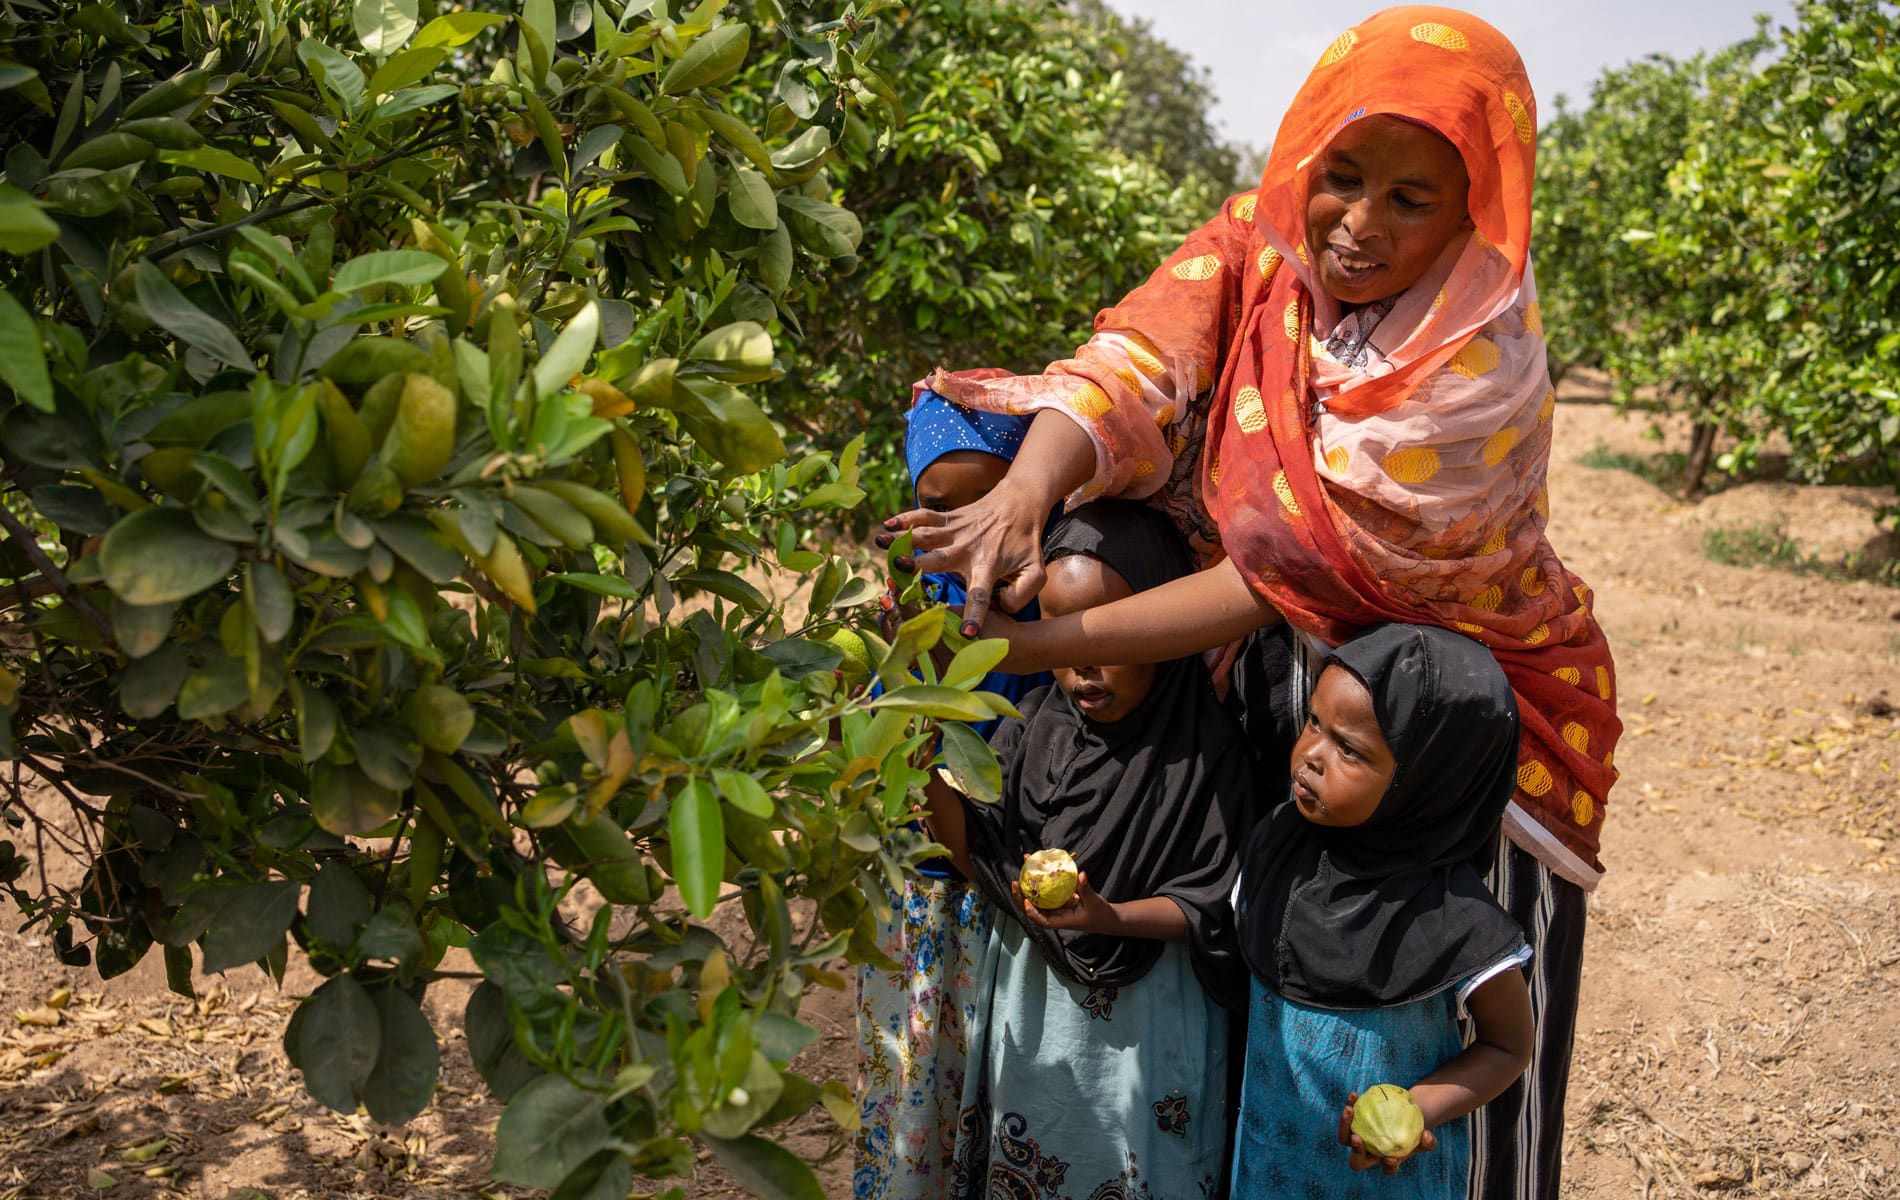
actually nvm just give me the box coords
[919,772,976,879]
[1013,871,1189,941]
[1336,967,1536,1174]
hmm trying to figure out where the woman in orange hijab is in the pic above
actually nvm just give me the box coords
[881,8,1613,1197]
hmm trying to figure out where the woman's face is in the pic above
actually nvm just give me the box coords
[1303,114,1472,306]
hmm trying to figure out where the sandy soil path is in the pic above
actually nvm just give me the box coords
[4,383,1897,1198]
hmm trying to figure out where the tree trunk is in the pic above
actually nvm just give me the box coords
[1683,414,1719,498]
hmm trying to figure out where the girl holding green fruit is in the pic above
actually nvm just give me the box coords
[1232,624,1534,1196]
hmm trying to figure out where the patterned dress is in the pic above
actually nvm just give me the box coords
[857,877,996,1200]
[949,920,1228,1200]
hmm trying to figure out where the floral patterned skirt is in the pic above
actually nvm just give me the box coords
[949,919,1229,1200]
[855,876,996,1200]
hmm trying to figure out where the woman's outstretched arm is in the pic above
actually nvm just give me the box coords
[991,556,1282,674]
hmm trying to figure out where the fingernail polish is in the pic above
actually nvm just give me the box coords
[875,534,892,548]
[883,517,900,530]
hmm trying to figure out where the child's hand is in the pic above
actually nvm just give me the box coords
[1011,866,1119,934]
[1337,1092,1438,1174]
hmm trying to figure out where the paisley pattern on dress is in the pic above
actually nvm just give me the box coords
[1082,985,1118,1021]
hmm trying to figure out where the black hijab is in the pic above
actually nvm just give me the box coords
[959,501,1254,1011]
[1238,624,1527,1009]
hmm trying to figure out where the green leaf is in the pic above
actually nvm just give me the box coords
[199,880,300,973]
[661,24,751,95]
[353,0,420,56]
[674,378,786,476]
[155,148,262,185]
[676,568,768,612]
[363,987,438,1125]
[549,572,638,599]
[937,721,1000,804]
[99,507,237,606]
[414,11,507,49]
[299,40,366,114]
[491,1074,612,1187]
[286,974,380,1113]
[0,187,61,256]
[366,46,448,97]
[531,300,599,399]
[777,194,861,258]
[668,778,723,919]
[311,763,402,837]
[0,290,52,412]
[870,684,996,722]
[175,656,248,720]
[685,321,775,383]
[112,598,176,659]
[306,860,374,949]
[245,561,295,644]
[333,250,450,293]
[712,768,772,818]
[291,679,338,762]
[120,644,189,719]
[728,166,776,230]
[135,261,256,369]
[941,638,1011,691]
[703,1134,827,1200]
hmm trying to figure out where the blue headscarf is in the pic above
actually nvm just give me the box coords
[903,390,1031,490]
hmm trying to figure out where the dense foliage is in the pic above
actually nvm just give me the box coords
[1534,0,1900,512]
[776,0,1239,512]
[0,1,1024,1194]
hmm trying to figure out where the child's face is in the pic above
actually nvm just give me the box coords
[915,450,1010,513]
[1038,555,1157,724]
[1290,664,1397,827]
[1303,114,1472,307]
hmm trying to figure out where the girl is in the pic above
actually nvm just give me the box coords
[855,392,1052,1200]
[884,10,1617,1194]
[1234,624,1534,1197]
[925,500,1251,1200]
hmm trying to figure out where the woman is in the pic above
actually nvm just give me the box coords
[880,8,1617,1197]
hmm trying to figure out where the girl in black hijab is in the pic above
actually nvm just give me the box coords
[1231,624,1535,1199]
[924,500,1252,1200]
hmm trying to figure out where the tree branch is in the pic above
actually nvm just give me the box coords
[0,506,112,638]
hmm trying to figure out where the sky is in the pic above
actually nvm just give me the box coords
[1099,1,1802,148]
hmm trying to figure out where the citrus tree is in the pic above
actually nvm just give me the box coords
[767,0,1236,513]
[0,1,1016,1194]
[1535,0,1899,513]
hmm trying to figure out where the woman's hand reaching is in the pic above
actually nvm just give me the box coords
[877,409,1098,637]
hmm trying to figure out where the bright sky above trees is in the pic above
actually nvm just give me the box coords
[1101,1,1802,148]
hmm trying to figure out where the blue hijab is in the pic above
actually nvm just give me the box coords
[899,390,1046,736]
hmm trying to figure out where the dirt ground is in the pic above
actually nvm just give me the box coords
[4,375,1899,1199]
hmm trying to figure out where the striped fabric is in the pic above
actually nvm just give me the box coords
[1469,837,1588,1200]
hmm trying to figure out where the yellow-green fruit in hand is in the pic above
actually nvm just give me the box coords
[1019,848,1079,910]
[1352,1084,1424,1158]
[826,629,873,686]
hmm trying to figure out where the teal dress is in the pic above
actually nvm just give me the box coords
[951,920,1229,1200]
[1232,949,1529,1200]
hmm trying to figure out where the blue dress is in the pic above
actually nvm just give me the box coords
[1232,950,1528,1200]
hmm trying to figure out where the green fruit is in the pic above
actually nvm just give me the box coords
[383,373,457,488]
[1352,1084,1425,1158]
[825,629,873,685]
[1019,848,1078,910]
